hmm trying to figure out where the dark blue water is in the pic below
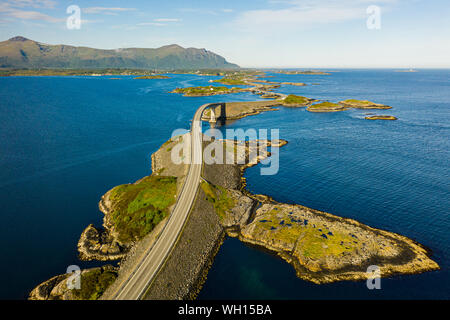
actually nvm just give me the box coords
[0,74,255,299]
[0,70,448,299]
[199,70,450,299]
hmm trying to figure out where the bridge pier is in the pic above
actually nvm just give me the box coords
[209,107,216,123]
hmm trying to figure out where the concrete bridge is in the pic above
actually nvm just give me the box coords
[112,103,222,300]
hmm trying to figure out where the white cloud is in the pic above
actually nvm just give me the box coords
[7,0,56,9]
[137,18,182,27]
[178,7,235,15]
[0,2,61,22]
[233,0,399,31]
[137,22,166,27]
[83,7,136,15]
[154,18,181,22]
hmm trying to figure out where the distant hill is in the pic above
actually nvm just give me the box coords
[0,36,239,69]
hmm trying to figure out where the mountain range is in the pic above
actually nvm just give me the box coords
[0,36,239,69]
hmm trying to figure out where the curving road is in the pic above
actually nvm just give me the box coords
[112,103,218,300]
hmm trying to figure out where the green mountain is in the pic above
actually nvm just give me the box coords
[0,36,239,69]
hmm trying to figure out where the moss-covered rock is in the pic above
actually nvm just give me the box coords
[339,99,392,109]
[29,266,117,300]
[307,102,347,112]
[365,115,398,120]
[171,86,244,96]
[282,94,316,107]
[212,77,248,85]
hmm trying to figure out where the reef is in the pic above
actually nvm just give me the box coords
[365,115,398,120]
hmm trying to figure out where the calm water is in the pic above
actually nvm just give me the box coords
[0,70,449,299]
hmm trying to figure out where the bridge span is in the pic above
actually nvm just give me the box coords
[112,103,221,300]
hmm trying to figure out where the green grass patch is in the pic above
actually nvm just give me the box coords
[201,182,234,221]
[254,206,358,259]
[283,95,311,105]
[108,175,177,243]
[72,268,117,300]
[173,86,234,95]
[340,99,373,106]
[308,102,342,109]
[213,77,248,85]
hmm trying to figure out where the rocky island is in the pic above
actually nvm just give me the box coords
[282,94,317,107]
[307,102,347,112]
[339,99,392,110]
[171,73,304,98]
[134,75,170,79]
[171,85,245,96]
[199,137,439,285]
[304,99,393,113]
[281,82,307,86]
[29,265,118,300]
[212,76,249,85]
[365,115,398,120]
[224,201,437,283]
[274,70,331,75]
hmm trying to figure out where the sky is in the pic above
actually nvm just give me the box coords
[0,0,449,68]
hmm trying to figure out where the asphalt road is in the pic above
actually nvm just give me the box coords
[112,103,217,300]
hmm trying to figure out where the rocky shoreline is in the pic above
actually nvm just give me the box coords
[365,115,398,120]
[200,138,439,284]
[29,265,118,300]
[30,127,439,299]
[77,224,127,261]
[29,135,188,300]
[171,74,398,119]
[29,85,424,299]
[231,201,439,283]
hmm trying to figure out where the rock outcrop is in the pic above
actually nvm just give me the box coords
[29,266,117,300]
[203,138,440,284]
[365,115,398,120]
[78,224,126,261]
[77,134,188,261]
[339,99,392,110]
[307,102,347,112]
[236,202,439,283]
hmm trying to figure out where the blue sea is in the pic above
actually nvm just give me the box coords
[0,70,448,299]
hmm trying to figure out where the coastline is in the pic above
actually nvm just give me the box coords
[200,139,439,285]
[29,79,434,300]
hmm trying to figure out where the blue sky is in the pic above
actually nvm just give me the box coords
[0,0,449,68]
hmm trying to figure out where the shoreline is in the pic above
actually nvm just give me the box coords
[29,118,439,299]
[29,79,432,300]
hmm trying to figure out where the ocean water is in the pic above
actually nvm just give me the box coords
[0,70,448,299]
